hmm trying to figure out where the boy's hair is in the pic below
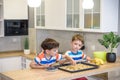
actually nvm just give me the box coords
[72,34,84,44]
[41,38,59,50]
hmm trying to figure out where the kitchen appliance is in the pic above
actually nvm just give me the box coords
[4,20,28,36]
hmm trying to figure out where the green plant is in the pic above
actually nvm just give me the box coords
[24,38,29,49]
[98,32,120,53]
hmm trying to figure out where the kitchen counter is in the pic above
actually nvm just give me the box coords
[0,51,35,60]
[0,51,120,80]
[0,57,120,80]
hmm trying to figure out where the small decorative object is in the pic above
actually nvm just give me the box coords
[98,32,120,62]
[24,38,30,54]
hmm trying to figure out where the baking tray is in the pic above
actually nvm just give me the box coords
[58,62,99,73]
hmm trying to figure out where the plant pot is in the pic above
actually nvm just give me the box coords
[106,52,116,63]
[24,49,30,55]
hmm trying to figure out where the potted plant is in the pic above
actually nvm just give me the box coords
[98,32,120,62]
[24,38,30,54]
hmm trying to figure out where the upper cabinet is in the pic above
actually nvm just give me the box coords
[35,0,66,30]
[3,0,28,19]
[84,0,100,30]
[66,0,81,29]
[35,0,119,32]
[0,0,28,37]
[35,0,45,28]
[84,0,119,32]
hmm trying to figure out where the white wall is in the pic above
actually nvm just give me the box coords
[117,0,120,56]
[36,29,106,58]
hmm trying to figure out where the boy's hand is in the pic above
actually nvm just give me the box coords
[43,64,50,68]
[62,54,76,65]
[71,59,76,65]
[87,56,91,61]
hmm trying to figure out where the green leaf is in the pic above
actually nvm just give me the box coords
[109,32,114,43]
[98,32,120,53]
[24,38,29,49]
[103,34,109,42]
[103,41,109,48]
[98,39,104,45]
[117,36,120,42]
[98,39,109,48]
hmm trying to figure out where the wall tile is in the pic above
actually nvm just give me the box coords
[35,29,115,57]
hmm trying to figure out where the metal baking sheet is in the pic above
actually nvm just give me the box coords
[58,62,99,73]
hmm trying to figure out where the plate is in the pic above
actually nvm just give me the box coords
[46,66,58,71]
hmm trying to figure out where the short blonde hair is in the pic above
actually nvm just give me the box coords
[72,34,84,44]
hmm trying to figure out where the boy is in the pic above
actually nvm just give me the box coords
[65,34,91,62]
[65,34,91,80]
[30,38,76,69]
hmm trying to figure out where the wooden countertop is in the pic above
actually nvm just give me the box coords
[0,51,120,80]
[1,57,120,80]
[0,51,36,60]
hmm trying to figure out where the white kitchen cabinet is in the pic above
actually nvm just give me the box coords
[66,0,82,29]
[35,0,66,30]
[35,0,119,32]
[84,0,100,29]
[0,0,4,37]
[0,0,28,37]
[3,0,28,19]
[21,57,26,69]
[45,0,66,30]
[26,58,32,69]
[66,0,119,32]
[84,0,119,32]
[21,57,32,69]
[0,56,22,72]
[35,0,81,30]
[35,0,45,28]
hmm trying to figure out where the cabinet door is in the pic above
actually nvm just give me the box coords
[45,0,66,30]
[3,0,28,19]
[84,0,100,29]
[35,0,66,30]
[84,0,118,32]
[1,56,22,72]
[26,59,32,69]
[66,0,80,28]
[35,0,45,27]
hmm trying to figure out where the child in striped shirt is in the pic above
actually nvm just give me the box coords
[65,34,91,80]
[30,38,76,69]
[65,34,91,62]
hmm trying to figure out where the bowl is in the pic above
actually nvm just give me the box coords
[93,51,107,62]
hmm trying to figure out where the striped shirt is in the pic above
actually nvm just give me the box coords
[65,50,86,62]
[34,51,62,65]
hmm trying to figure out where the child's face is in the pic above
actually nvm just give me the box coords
[71,40,83,51]
[46,48,58,56]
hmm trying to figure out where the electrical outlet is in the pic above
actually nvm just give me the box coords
[91,45,95,51]
[12,38,17,42]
